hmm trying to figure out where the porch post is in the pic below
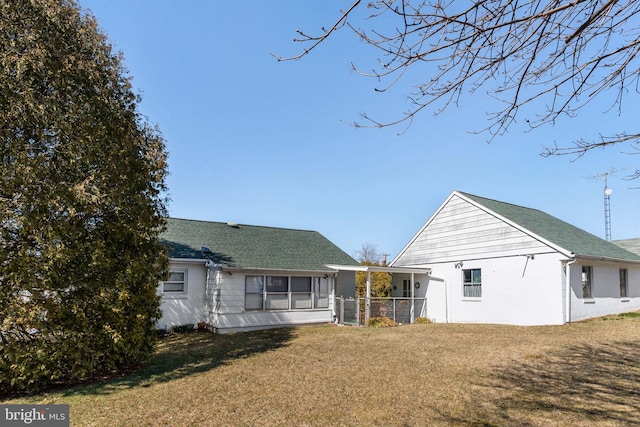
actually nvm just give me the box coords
[365,270,371,324]
[410,272,415,323]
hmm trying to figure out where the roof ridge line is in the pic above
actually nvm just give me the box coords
[167,217,317,233]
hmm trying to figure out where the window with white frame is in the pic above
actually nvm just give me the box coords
[620,268,628,298]
[582,266,592,298]
[463,269,482,298]
[163,269,187,294]
[245,275,264,310]
[245,275,327,311]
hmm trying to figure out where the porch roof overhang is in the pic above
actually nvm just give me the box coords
[325,264,431,275]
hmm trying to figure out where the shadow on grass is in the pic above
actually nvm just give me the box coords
[442,339,640,426]
[59,327,294,398]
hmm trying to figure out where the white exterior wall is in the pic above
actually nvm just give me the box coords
[157,260,208,330]
[392,194,640,325]
[395,253,565,325]
[392,194,568,325]
[568,261,640,322]
[159,263,340,333]
[390,273,440,320]
[214,270,336,333]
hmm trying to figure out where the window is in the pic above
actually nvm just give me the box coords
[245,275,264,310]
[582,266,592,299]
[163,270,187,294]
[314,277,329,308]
[291,276,312,309]
[266,276,289,310]
[463,269,482,298]
[620,268,628,298]
[402,279,411,297]
[245,275,327,311]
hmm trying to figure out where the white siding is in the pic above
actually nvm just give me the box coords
[158,263,342,333]
[216,311,333,333]
[157,261,208,330]
[216,271,246,315]
[395,195,555,265]
[215,270,335,333]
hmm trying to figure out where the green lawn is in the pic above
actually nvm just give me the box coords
[3,314,640,426]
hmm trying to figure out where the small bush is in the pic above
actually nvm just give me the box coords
[415,317,432,324]
[367,317,398,328]
[169,324,195,333]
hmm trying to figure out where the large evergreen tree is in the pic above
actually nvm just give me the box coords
[0,0,168,393]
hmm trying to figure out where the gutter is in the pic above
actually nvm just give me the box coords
[572,254,640,265]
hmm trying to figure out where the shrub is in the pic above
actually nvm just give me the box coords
[367,317,398,328]
[415,317,433,324]
[170,324,196,333]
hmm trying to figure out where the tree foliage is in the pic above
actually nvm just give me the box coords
[276,0,640,163]
[354,243,391,297]
[0,0,168,393]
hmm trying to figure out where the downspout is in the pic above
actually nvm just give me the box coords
[330,274,337,323]
[444,279,449,324]
[565,257,577,324]
[204,260,214,330]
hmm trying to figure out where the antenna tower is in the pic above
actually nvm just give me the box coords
[587,169,616,241]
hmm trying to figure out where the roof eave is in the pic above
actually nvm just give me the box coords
[572,254,640,265]
[222,266,340,274]
[326,264,431,275]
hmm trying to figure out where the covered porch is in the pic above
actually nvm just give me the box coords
[327,264,434,325]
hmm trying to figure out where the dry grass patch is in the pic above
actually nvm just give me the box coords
[3,314,640,426]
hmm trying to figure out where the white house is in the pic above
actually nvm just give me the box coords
[158,218,358,333]
[389,191,640,325]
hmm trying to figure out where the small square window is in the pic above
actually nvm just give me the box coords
[163,270,187,294]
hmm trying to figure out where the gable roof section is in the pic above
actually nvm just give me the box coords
[459,192,640,261]
[160,218,358,272]
[612,238,640,256]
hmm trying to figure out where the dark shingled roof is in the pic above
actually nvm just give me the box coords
[612,238,640,257]
[460,192,640,261]
[160,218,358,272]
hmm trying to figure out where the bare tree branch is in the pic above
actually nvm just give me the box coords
[269,0,361,61]
[276,0,640,156]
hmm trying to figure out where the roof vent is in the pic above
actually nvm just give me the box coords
[226,222,239,228]
[201,246,212,255]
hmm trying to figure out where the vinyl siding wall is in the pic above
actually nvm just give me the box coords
[396,195,556,265]
[213,269,336,333]
[159,264,339,333]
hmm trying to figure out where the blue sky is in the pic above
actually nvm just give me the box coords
[80,1,639,259]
